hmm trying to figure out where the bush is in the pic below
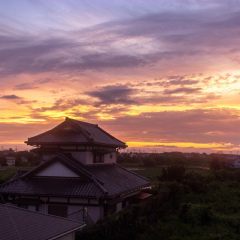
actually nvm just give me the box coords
[142,158,155,167]
[210,157,221,170]
[158,166,186,182]
[179,203,212,226]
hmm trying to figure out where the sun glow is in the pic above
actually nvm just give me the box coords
[127,141,234,150]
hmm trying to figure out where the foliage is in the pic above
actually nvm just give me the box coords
[210,157,222,170]
[142,158,155,167]
[78,169,240,240]
[0,167,33,184]
[132,168,161,182]
[15,151,40,166]
[158,165,186,182]
[0,156,7,166]
[118,151,212,168]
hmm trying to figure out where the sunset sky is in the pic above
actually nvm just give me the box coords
[0,0,240,153]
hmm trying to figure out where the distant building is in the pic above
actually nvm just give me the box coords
[0,117,150,224]
[225,155,240,168]
[6,156,15,167]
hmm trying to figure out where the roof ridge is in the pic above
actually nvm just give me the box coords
[66,117,96,127]
[26,117,126,148]
[66,118,93,142]
[113,163,150,182]
[66,117,125,146]
[25,121,67,144]
[59,153,108,195]
[96,126,126,146]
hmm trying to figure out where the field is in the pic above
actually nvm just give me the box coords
[132,167,210,182]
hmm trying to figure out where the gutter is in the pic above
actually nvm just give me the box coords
[48,224,86,240]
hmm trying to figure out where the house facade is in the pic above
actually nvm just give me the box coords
[0,117,150,223]
[6,156,16,167]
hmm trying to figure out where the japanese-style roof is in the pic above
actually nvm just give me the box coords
[85,164,149,196]
[0,204,85,240]
[0,177,104,198]
[25,117,126,148]
[0,154,150,198]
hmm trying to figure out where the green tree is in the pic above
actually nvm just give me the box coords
[158,165,186,182]
[210,157,221,170]
[0,156,7,166]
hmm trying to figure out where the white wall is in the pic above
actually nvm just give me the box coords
[37,201,102,223]
[67,205,84,222]
[35,162,79,177]
[38,203,48,214]
[116,202,122,212]
[87,206,102,223]
[86,152,94,164]
[71,151,117,165]
[42,153,57,162]
[71,151,93,165]
[71,152,87,164]
[103,152,117,164]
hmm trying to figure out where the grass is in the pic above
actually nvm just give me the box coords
[132,167,210,182]
[118,162,143,167]
[132,167,161,181]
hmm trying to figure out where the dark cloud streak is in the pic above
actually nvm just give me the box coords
[1,94,21,99]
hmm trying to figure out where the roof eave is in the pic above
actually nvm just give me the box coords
[25,141,127,148]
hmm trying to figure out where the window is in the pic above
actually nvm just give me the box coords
[48,205,68,218]
[93,153,104,163]
[28,205,37,211]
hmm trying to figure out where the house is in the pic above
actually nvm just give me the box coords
[0,203,85,240]
[6,156,16,167]
[225,155,240,168]
[0,117,150,223]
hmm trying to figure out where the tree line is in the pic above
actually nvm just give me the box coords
[0,151,39,167]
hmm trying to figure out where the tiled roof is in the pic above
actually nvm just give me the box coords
[0,154,150,198]
[0,177,104,197]
[0,204,85,240]
[25,117,126,147]
[85,164,150,196]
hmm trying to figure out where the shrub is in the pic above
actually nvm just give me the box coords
[158,166,186,182]
[179,203,212,226]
